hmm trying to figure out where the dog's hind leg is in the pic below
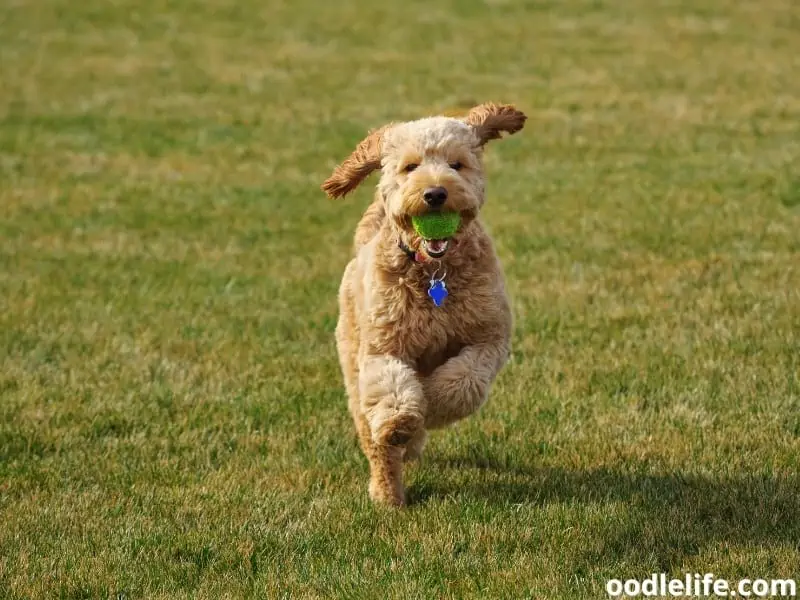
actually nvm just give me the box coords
[403,428,428,462]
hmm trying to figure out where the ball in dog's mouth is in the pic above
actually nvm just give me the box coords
[422,238,450,258]
[412,212,460,259]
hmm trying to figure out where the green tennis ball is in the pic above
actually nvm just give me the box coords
[411,212,461,239]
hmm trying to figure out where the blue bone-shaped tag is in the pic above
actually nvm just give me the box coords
[428,279,448,307]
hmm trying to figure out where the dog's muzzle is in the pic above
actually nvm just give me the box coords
[422,239,449,258]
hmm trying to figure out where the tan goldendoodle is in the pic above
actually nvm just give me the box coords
[322,103,526,506]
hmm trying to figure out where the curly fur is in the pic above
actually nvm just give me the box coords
[322,103,526,506]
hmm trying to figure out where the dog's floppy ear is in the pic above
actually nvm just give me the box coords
[321,125,391,198]
[463,103,526,145]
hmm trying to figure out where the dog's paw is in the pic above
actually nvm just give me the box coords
[374,411,424,447]
[369,478,406,507]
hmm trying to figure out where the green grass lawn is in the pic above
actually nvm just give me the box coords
[1,0,799,598]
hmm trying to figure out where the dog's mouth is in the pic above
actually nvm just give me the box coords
[421,238,450,258]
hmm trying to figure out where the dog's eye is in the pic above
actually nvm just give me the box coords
[403,163,418,173]
[449,161,463,171]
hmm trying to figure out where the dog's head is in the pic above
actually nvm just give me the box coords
[322,103,526,259]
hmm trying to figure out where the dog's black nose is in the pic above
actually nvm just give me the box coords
[423,186,448,207]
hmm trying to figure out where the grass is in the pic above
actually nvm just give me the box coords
[1,0,799,598]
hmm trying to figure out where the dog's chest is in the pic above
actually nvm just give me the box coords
[370,272,487,365]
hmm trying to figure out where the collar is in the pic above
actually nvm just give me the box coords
[398,238,424,263]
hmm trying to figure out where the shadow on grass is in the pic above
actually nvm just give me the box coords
[410,451,799,569]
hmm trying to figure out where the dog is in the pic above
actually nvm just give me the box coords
[321,103,526,506]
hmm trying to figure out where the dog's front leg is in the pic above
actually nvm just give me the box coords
[423,341,510,429]
[358,355,425,506]
[360,355,425,444]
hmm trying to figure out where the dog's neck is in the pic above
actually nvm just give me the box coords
[379,218,485,276]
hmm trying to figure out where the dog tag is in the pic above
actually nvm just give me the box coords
[428,279,448,307]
